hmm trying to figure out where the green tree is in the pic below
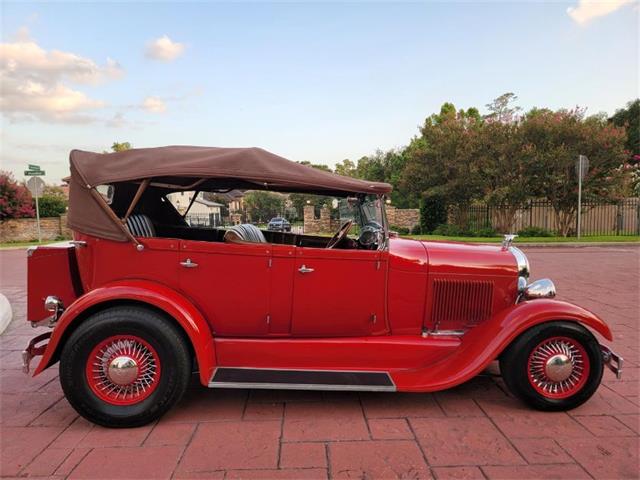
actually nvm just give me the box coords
[244,191,284,223]
[110,142,132,153]
[520,108,627,236]
[0,172,35,220]
[609,99,639,156]
[400,102,484,225]
[485,92,521,123]
[37,185,68,217]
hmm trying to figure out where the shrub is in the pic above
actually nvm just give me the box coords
[0,172,35,220]
[473,227,498,237]
[517,226,554,237]
[432,223,472,237]
[37,196,67,217]
[390,225,410,235]
[420,195,447,233]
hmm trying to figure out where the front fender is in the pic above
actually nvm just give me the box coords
[392,299,612,392]
[32,280,216,386]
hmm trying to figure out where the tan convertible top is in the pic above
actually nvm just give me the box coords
[67,146,392,242]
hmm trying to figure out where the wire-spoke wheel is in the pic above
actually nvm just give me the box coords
[500,321,603,411]
[60,306,191,427]
[86,335,162,406]
[527,336,590,399]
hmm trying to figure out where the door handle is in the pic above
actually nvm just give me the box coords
[180,258,198,268]
[298,264,314,274]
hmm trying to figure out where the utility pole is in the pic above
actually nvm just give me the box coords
[576,155,589,239]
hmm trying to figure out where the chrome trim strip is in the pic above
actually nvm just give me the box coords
[422,329,466,337]
[208,382,396,392]
[509,246,530,278]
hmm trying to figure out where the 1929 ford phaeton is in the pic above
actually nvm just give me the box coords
[23,146,622,427]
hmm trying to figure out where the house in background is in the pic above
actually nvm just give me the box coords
[167,191,224,226]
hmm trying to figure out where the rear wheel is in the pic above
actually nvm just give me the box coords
[499,321,603,411]
[60,306,191,427]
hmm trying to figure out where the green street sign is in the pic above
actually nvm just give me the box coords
[25,170,45,176]
[28,164,41,171]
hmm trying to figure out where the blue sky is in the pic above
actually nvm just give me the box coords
[1,1,638,183]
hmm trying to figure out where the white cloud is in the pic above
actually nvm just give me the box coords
[567,0,635,25]
[142,96,166,113]
[145,35,185,62]
[0,28,123,123]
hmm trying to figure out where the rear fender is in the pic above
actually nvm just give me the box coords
[32,280,215,385]
[393,299,612,391]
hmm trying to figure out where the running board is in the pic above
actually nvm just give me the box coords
[208,367,396,392]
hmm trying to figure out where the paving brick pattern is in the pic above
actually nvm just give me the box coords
[0,246,638,479]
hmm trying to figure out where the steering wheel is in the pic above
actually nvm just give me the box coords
[326,220,353,249]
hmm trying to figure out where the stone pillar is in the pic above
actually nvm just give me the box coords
[386,206,397,226]
[319,206,331,232]
[230,213,242,225]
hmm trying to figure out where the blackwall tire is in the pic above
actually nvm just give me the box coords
[59,306,191,427]
[499,321,603,411]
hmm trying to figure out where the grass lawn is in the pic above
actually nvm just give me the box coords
[0,239,67,249]
[407,234,640,243]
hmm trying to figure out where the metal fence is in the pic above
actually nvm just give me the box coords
[185,213,226,228]
[462,198,639,236]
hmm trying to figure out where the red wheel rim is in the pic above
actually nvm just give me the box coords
[86,335,161,406]
[527,336,590,399]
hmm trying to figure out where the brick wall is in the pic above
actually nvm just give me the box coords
[0,214,70,243]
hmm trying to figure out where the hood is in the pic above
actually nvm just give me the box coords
[421,240,519,277]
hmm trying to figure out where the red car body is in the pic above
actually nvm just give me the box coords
[26,233,613,390]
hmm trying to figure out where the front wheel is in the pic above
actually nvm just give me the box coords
[499,321,603,411]
[59,306,192,427]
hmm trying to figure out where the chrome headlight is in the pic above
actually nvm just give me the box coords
[510,246,530,279]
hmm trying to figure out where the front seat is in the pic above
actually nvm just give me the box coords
[224,224,267,243]
[125,214,156,237]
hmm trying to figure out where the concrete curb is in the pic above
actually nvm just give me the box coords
[515,242,640,248]
[0,293,12,336]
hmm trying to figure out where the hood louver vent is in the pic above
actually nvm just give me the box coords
[432,279,494,329]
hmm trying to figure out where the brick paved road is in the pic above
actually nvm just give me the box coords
[1,246,638,479]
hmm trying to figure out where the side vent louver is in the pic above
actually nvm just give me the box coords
[432,279,494,329]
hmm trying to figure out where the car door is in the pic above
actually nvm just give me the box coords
[178,239,271,336]
[290,246,388,337]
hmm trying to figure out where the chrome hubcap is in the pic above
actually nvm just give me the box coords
[528,338,586,396]
[107,356,139,385]
[545,354,573,382]
[90,338,159,401]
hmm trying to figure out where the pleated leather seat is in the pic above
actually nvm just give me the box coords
[125,214,156,237]
[224,224,267,243]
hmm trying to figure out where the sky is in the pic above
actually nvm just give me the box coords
[1,0,638,183]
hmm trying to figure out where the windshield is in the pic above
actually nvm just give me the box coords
[338,195,385,231]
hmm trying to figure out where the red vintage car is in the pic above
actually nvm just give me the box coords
[23,146,622,427]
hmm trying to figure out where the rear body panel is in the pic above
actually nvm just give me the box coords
[27,243,82,323]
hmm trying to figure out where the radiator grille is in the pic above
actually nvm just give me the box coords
[432,278,494,328]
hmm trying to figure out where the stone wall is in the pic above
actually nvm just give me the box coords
[386,206,420,230]
[302,205,420,234]
[0,214,71,243]
[303,205,341,234]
